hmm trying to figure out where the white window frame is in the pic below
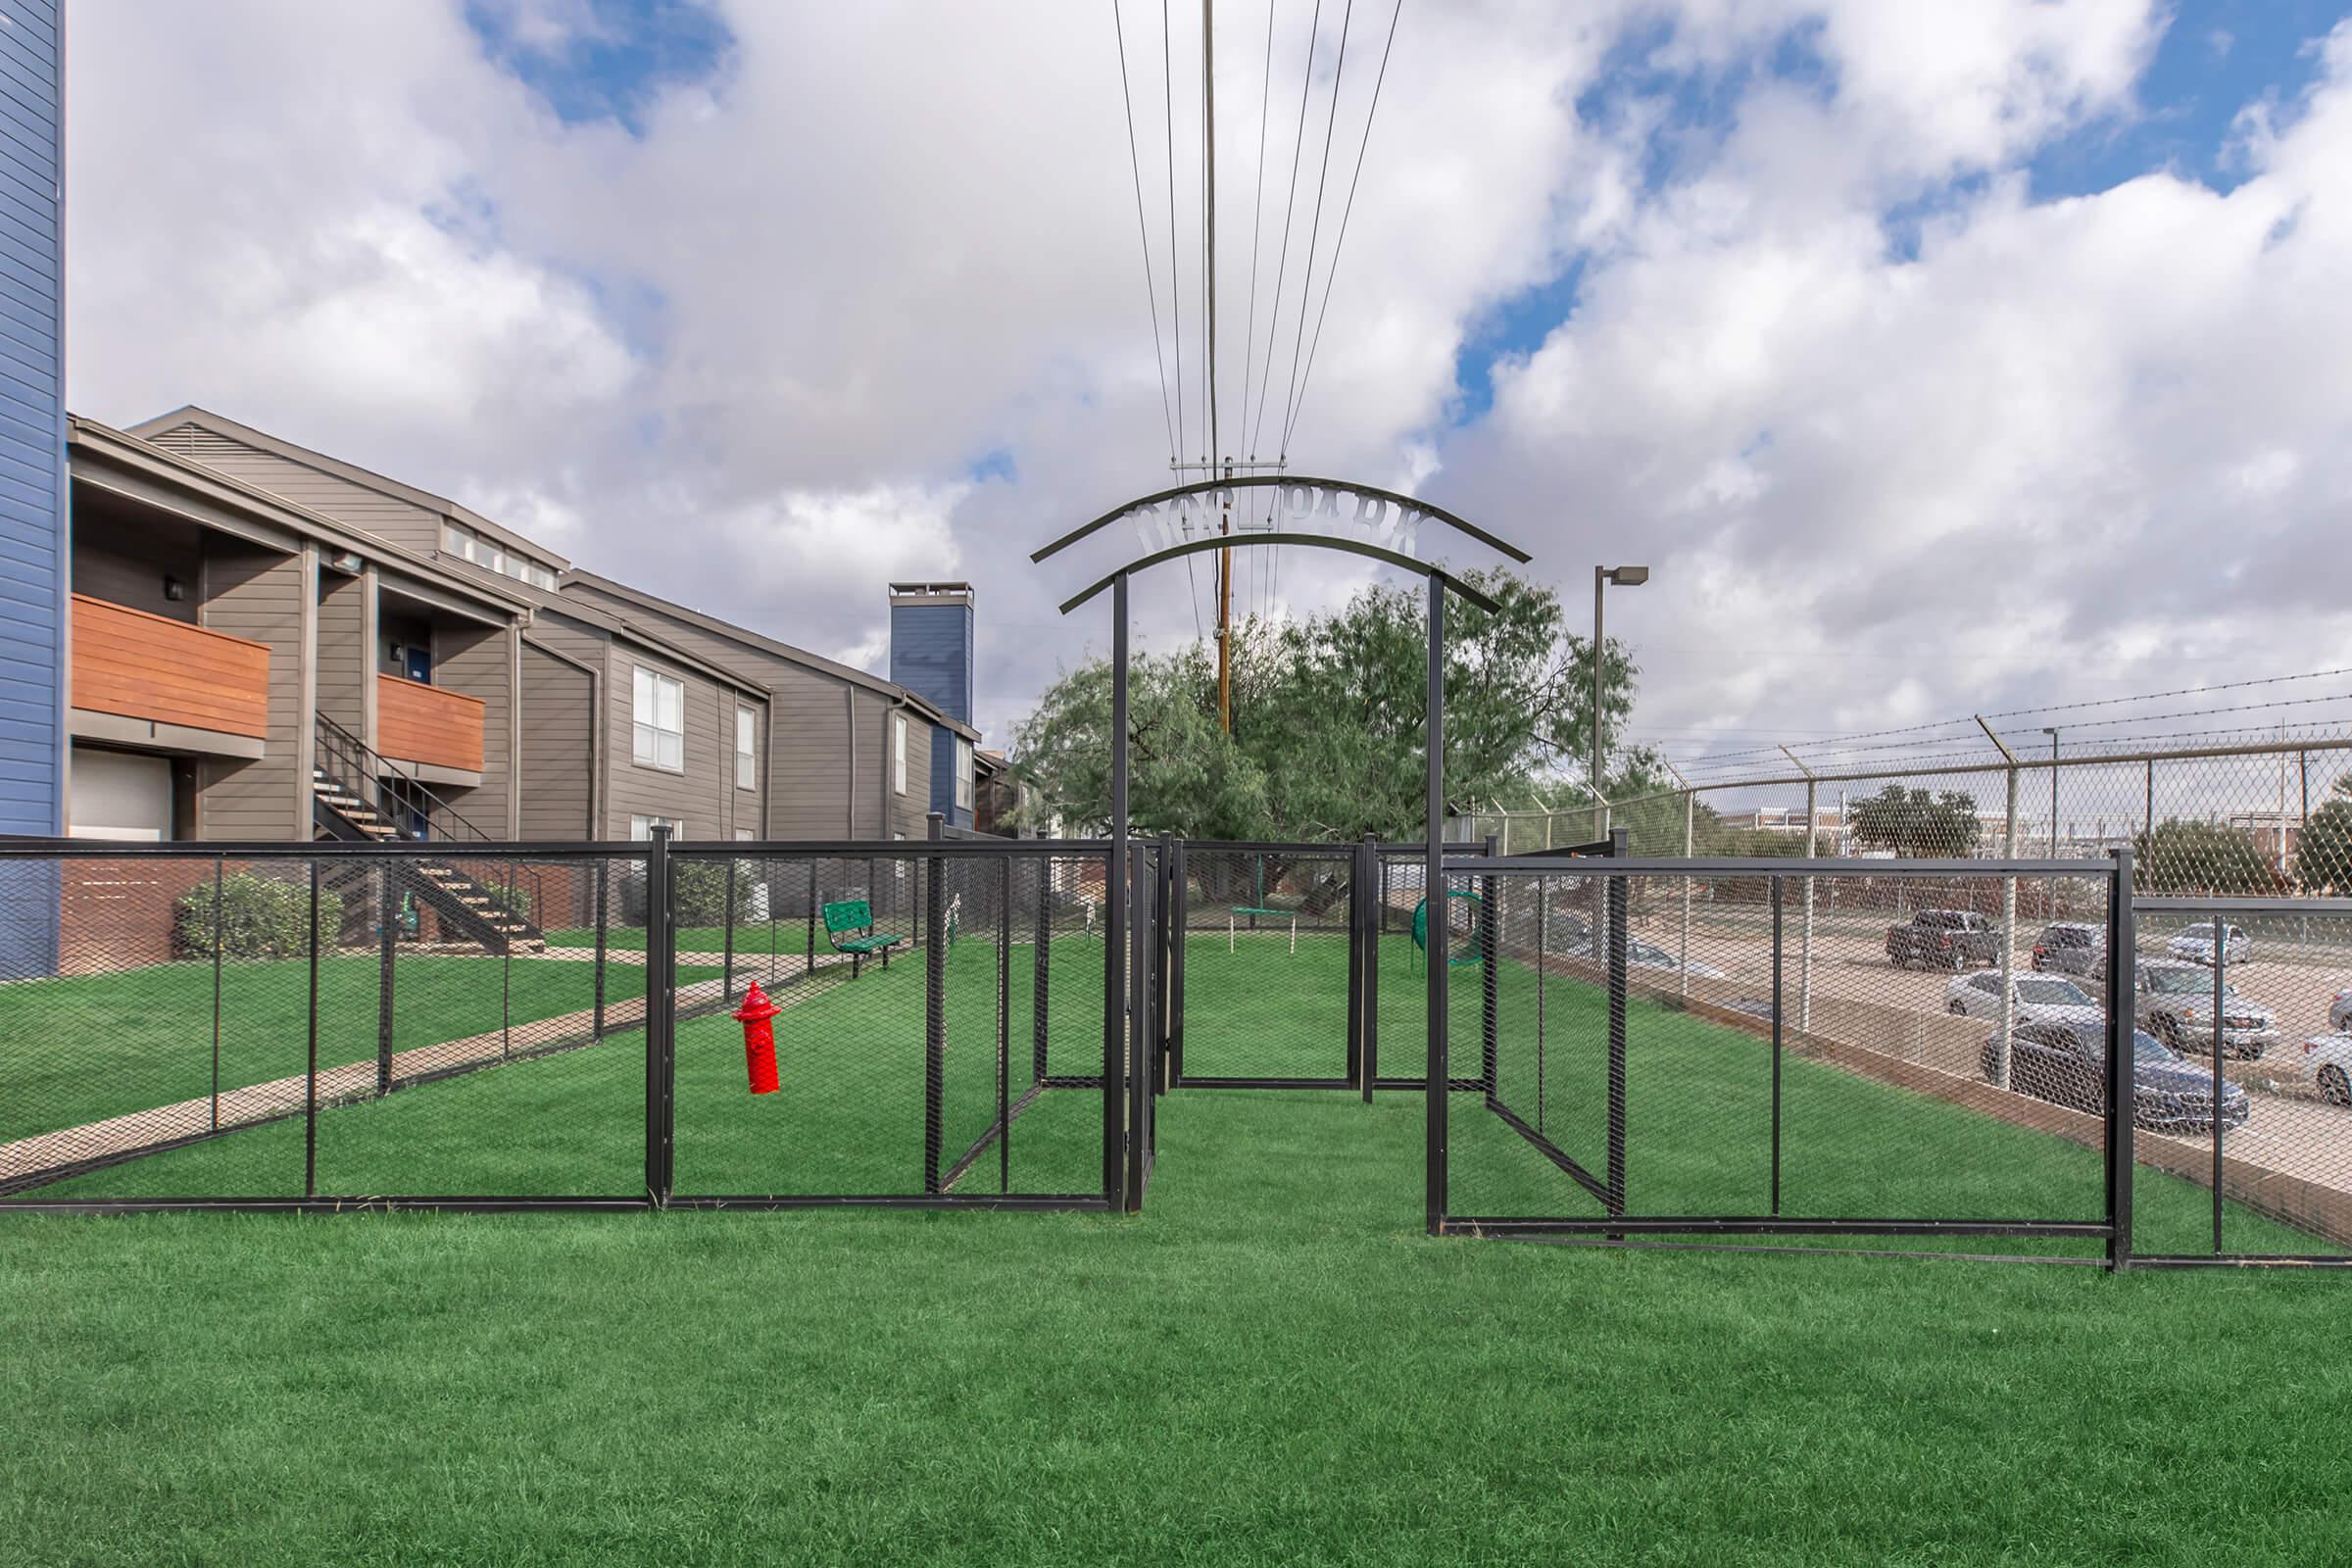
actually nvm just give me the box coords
[893,712,908,796]
[632,665,686,773]
[955,736,973,811]
[735,706,757,791]
[630,813,681,840]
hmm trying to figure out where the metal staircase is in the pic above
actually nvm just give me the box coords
[313,713,547,955]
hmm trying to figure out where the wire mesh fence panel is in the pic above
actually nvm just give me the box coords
[2127,904,2352,1261]
[1436,860,2140,1256]
[1,854,318,1200]
[1175,844,1354,1084]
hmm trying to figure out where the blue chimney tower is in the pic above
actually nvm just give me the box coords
[890,582,976,826]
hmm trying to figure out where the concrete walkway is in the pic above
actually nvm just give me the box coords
[0,973,742,1188]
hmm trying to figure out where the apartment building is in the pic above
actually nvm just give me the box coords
[61,406,976,856]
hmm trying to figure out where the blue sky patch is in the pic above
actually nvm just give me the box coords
[466,0,733,135]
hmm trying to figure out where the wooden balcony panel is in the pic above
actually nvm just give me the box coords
[70,594,270,739]
[376,672,486,773]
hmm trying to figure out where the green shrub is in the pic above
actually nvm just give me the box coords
[480,880,534,921]
[174,873,345,960]
[672,860,762,927]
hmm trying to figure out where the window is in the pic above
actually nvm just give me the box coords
[442,522,475,563]
[955,737,973,811]
[734,828,754,842]
[736,707,757,790]
[529,563,558,590]
[893,712,907,796]
[630,814,681,840]
[633,666,685,771]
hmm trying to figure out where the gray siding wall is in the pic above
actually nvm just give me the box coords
[142,424,443,554]
[195,542,309,838]
[770,663,855,839]
[605,643,726,839]
[72,520,201,623]
[865,691,933,841]
[314,570,368,732]
[435,620,515,835]
[0,4,64,846]
[517,642,593,840]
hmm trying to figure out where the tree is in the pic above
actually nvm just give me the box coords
[2134,817,2282,896]
[1846,786,1984,858]
[1010,569,1640,842]
[2297,776,2352,894]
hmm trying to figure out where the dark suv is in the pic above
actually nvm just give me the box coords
[1886,909,2001,970]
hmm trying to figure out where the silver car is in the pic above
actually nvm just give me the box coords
[2134,960,2278,1058]
[2166,923,2251,967]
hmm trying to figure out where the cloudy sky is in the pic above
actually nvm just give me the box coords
[62,0,2352,767]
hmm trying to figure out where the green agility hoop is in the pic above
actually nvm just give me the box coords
[1411,890,1487,971]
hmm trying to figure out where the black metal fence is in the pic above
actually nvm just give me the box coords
[1422,848,2352,1267]
[0,827,1130,1213]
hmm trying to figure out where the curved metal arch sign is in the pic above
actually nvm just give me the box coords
[1031,474,1530,568]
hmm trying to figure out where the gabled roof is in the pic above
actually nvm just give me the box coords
[563,570,978,740]
[124,404,569,570]
[433,553,766,698]
[69,414,536,619]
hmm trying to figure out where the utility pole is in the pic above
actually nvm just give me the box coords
[1205,0,1233,734]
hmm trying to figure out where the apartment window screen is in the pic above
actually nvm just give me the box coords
[736,707,757,790]
[893,713,907,796]
[955,737,973,811]
[633,667,685,771]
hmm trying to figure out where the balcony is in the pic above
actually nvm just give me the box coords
[69,594,270,758]
[376,673,485,781]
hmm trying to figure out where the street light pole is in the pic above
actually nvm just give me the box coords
[1593,564,1649,838]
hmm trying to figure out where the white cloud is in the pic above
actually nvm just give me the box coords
[59,1,2352,770]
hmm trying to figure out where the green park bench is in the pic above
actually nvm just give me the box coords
[821,899,906,978]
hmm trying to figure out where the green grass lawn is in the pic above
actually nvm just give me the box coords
[0,953,719,1147]
[5,932,2349,1562]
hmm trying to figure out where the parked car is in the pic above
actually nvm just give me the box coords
[1555,932,1727,979]
[2133,960,2278,1058]
[2329,986,2352,1034]
[2302,1033,2352,1106]
[1944,971,2104,1032]
[2030,922,2104,975]
[1886,909,2001,970]
[2166,922,2250,967]
[1982,1021,2250,1132]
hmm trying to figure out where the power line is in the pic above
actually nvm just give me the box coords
[1109,0,1177,466]
[1280,0,1402,459]
[1246,0,1321,464]
[1274,0,1351,465]
[1236,0,1277,480]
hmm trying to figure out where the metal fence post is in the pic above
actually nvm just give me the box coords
[1359,832,1377,1101]
[210,855,224,1132]
[377,864,397,1096]
[502,859,515,1060]
[1425,573,1448,1235]
[1800,776,1817,1033]
[1481,834,1499,1100]
[2104,847,2135,1271]
[1771,875,1784,1215]
[645,825,675,1208]
[2211,913,2227,1255]
[1034,853,1052,1083]
[925,813,946,1197]
[1996,762,2020,1089]
[722,857,738,1001]
[1680,789,1694,1003]
[1606,855,1628,1226]
[305,858,321,1199]
[592,861,609,1041]
[806,859,817,982]
[999,853,1011,1194]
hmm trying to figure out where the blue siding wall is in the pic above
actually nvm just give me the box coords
[0,4,65,978]
[888,601,972,725]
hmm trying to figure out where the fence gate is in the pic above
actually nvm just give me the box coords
[1167,841,1362,1088]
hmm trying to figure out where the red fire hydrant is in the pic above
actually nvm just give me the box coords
[732,981,781,1096]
